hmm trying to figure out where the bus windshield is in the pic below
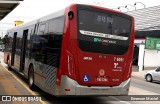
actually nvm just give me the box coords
[78,10,132,55]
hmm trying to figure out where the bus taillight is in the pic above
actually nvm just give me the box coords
[68,55,76,79]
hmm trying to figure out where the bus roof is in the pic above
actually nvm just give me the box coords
[7,4,133,32]
[7,9,65,32]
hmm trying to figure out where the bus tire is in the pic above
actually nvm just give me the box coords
[8,66,12,71]
[28,66,36,90]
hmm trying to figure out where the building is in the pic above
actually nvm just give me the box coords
[127,5,160,69]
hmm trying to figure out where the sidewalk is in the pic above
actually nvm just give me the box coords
[131,71,146,79]
[131,66,156,78]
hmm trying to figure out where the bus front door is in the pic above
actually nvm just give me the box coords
[11,32,17,66]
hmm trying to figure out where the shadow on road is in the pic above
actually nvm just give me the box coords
[150,81,160,84]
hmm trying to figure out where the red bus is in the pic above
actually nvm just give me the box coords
[4,4,134,96]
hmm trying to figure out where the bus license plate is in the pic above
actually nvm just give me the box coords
[96,77,108,82]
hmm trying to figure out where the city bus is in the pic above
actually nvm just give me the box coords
[4,4,134,96]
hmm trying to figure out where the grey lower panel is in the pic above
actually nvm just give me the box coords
[45,66,57,92]
[59,75,130,96]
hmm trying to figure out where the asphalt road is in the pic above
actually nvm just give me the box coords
[131,77,160,94]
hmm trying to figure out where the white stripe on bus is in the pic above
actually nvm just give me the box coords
[79,30,128,40]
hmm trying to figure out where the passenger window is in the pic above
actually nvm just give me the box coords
[39,24,46,33]
[48,16,65,34]
[32,16,65,68]
[32,34,62,68]
[37,23,46,35]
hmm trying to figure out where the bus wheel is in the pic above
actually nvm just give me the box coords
[8,66,12,71]
[28,66,36,90]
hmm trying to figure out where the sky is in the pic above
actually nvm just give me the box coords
[0,0,160,37]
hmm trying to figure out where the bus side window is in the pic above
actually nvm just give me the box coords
[46,34,62,67]
[33,35,48,62]
[48,16,65,34]
[46,16,64,68]
[48,34,62,48]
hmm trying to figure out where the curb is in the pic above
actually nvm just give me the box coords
[131,72,145,79]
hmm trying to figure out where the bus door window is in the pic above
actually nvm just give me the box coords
[16,37,21,55]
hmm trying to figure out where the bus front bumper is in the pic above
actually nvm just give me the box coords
[59,75,131,96]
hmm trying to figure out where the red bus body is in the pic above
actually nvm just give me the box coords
[4,4,134,96]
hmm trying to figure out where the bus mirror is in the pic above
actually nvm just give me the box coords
[68,11,74,20]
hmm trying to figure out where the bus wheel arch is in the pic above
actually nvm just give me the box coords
[28,64,36,90]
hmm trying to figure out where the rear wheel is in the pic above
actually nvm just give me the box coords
[146,74,152,82]
[28,66,36,90]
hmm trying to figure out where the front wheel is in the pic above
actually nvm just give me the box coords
[7,66,12,71]
[146,74,152,82]
[28,66,36,90]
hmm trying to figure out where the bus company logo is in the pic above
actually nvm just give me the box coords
[94,38,100,42]
[99,69,105,76]
[94,38,116,44]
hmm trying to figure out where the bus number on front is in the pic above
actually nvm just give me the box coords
[114,57,124,62]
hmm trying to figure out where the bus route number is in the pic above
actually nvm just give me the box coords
[114,57,124,62]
